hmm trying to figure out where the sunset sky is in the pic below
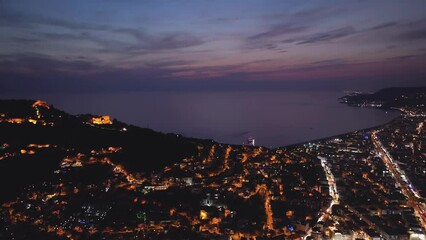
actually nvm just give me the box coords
[1,0,426,94]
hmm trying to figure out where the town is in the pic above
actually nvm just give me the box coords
[0,91,425,239]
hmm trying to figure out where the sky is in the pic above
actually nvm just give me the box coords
[1,0,426,95]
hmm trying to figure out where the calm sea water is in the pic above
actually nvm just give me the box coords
[8,91,399,148]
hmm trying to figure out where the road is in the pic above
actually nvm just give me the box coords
[318,156,339,216]
[303,156,339,239]
[371,131,426,232]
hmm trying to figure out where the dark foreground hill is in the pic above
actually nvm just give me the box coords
[0,99,205,200]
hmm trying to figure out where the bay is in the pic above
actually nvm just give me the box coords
[8,90,399,148]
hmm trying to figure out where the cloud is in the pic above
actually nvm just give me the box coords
[1,52,426,94]
[29,28,204,56]
[264,59,351,75]
[116,28,205,50]
[389,18,426,41]
[30,32,136,56]
[396,29,426,41]
[36,32,92,41]
[0,10,110,31]
[144,60,192,69]
[1,10,205,54]
[150,32,205,49]
[115,28,149,41]
[387,54,418,61]
[248,24,307,40]
[202,17,241,25]
[296,27,356,45]
[369,22,397,31]
[245,23,306,52]
[291,6,343,22]
[309,59,347,66]
[98,30,206,53]
[263,5,344,23]
[0,53,103,74]
[0,53,182,93]
[245,5,346,50]
[11,37,42,44]
[0,11,33,28]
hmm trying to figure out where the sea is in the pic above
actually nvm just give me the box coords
[8,90,399,148]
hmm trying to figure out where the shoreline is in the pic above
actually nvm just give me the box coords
[274,104,402,149]
[278,113,401,150]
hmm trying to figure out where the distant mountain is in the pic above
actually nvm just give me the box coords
[340,87,426,110]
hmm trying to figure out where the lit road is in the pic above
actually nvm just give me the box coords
[371,131,426,232]
[318,156,339,217]
[304,156,339,239]
[255,184,274,231]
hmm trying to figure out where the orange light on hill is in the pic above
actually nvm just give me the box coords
[91,115,113,125]
[32,100,50,109]
[200,210,208,220]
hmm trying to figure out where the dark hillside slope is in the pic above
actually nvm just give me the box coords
[0,99,205,200]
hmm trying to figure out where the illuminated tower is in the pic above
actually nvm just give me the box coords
[247,136,255,146]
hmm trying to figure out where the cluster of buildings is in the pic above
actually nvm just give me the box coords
[295,128,425,239]
[0,100,54,126]
[376,114,426,198]
[1,141,332,239]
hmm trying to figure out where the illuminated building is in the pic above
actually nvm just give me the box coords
[90,115,113,125]
[32,100,50,109]
[200,210,208,220]
[247,136,255,146]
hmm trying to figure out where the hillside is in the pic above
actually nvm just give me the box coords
[0,99,329,239]
[0,99,204,200]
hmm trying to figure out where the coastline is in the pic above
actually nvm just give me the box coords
[277,107,401,149]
